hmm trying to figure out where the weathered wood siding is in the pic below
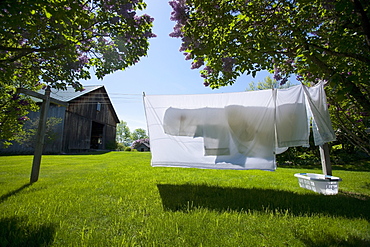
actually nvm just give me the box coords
[63,111,91,151]
[0,104,66,154]
[62,87,118,152]
[43,104,66,153]
[0,86,119,154]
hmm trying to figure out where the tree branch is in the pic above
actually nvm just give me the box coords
[303,42,370,110]
[0,44,65,52]
[309,43,370,64]
[332,102,370,156]
[0,51,33,63]
[0,44,68,63]
[351,0,370,47]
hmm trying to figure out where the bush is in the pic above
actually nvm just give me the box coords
[116,143,125,151]
[105,141,118,150]
[124,147,131,152]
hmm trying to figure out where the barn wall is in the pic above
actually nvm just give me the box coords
[63,111,91,152]
[0,104,66,154]
[43,104,66,153]
[105,124,117,149]
[62,87,118,152]
[0,86,118,154]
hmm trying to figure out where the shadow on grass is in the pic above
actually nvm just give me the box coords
[0,216,56,247]
[157,184,369,220]
[61,150,112,155]
[0,150,112,156]
[0,183,32,204]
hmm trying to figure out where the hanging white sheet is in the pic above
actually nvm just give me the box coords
[302,82,336,145]
[144,81,335,170]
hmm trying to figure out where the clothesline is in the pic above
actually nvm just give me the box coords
[143,81,336,171]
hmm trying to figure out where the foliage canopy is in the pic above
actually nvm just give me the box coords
[169,0,369,100]
[131,128,148,141]
[0,0,155,147]
[169,0,370,155]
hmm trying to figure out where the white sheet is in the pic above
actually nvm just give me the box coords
[144,82,335,170]
[276,84,309,147]
[302,82,336,145]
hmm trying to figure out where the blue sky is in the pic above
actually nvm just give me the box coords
[82,0,295,131]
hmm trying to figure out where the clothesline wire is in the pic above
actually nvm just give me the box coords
[108,93,142,96]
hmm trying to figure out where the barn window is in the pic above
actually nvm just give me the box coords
[97,102,101,111]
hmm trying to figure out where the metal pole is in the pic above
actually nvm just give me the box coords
[30,86,51,183]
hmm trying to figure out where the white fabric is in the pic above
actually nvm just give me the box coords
[302,82,336,145]
[163,107,231,155]
[275,85,310,148]
[144,82,335,171]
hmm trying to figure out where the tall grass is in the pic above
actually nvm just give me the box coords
[0,152,369,246]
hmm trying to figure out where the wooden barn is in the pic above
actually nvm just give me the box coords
[1,85,119,154]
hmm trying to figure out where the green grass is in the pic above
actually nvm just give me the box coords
[0,152,369,246]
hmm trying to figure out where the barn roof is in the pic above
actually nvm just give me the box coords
[34,85,104,102]
[32,85,120,123]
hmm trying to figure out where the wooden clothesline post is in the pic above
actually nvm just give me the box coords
[30,86,51,183]
[320,143,332,176]
[17,86,68,183]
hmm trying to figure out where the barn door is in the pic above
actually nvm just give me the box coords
[90,121,104,149]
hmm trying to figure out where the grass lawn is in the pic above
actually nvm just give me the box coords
[0,152,369,246]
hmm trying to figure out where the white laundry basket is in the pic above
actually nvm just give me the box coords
[294,173,342,195]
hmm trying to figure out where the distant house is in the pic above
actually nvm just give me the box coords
[1,85,119,154]
[133,142,150,152]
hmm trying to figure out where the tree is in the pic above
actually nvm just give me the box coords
[169,0,370,155]
[0,0,155,147]
[0,84,39,147]
[116,120,132,146]
[131,128,148,141]
[15,117,62,149]
[169,0,369,106]
[248,76,292,91]
[329,96,370,155]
